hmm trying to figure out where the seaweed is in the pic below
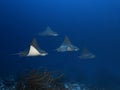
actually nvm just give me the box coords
[16,69,65,90]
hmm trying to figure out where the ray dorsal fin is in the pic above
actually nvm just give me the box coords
[45,26,54,33]
[62,36,72,45]
[30,38,40,50]
[40,26,55,35]
[81,48,90,54]
[27,38,40,56]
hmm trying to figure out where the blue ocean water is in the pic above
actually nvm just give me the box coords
[0,0,120,88]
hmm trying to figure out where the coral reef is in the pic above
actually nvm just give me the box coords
[16,69,65,90]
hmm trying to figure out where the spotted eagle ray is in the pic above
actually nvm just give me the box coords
[79,47,95,59]
[56,36,79,52]
[39,26,58,36]
[13,38,48,57]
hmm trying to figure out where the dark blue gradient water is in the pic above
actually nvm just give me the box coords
[0,0,120,88]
